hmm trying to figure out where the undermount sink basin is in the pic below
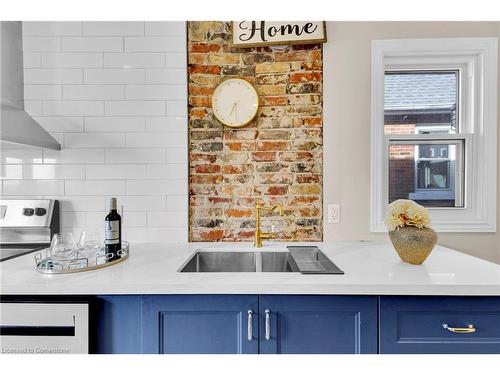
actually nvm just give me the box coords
[179,251,296,273]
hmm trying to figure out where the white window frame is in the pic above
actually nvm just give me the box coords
[371,38,498,232]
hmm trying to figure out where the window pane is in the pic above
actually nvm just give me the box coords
[388,141,464,208]
[384,71,458,135]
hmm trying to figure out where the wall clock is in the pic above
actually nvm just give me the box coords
[212,78,259,128]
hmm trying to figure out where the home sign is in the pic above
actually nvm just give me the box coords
[232,21,327,47]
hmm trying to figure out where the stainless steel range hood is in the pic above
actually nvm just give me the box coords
[0,21,61,150]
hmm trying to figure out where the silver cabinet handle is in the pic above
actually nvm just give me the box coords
[443,323,476,334]
[265,309,271,340]
[247,310,253,341]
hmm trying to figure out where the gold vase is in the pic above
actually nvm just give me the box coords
[388,226,437,265]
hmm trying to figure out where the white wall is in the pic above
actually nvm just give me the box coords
[0,21,189,243]
[323,22,500,264]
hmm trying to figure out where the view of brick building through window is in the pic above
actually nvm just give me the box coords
[187,21,323,242]
[385,71,460,207]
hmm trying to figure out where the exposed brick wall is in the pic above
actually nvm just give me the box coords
[187,21,323,242]
[386,124,416,202]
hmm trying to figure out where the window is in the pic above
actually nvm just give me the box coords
[371,38,497,232]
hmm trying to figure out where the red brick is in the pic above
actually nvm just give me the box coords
[252,151,276,162]
[289,72,322,83]
[256,141,288,151]
[189,85,215,96]
[190,175,223,184]
[226,208,253,218]
[189,65,222,74]
[189,96,211,107]
[261,96,288,107]
[194,164,221,173]
[199,230,224,241]
[190,43,222,53]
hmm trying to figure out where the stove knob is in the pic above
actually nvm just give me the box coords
[23,208,34,216]
[35,208,47,216]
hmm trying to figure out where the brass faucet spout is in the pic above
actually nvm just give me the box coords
[254,203,284,248]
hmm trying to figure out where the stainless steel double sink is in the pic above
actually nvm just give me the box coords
[179,251,295,273]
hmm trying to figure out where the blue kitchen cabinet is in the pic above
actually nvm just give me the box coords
[379,296,500,354]
[259,295,378,354]
[96,295,143,354]
[141,295,259,354]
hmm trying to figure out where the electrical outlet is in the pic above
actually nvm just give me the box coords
[327,204,340,224]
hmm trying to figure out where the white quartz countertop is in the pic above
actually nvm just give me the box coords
[1,241,499,296]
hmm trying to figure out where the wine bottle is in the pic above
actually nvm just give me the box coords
[104,197,121,261]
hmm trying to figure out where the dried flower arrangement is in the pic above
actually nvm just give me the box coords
[385,199,432,232]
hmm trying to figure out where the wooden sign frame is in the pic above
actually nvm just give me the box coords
[231,21,327,48]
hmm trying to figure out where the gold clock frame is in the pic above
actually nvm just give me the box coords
[211,78,259,128]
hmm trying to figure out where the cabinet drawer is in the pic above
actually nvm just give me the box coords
[380,296,500,354]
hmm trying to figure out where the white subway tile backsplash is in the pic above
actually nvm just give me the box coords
[43,101,104,116]
[1,148,43,164]
[63,133,125,148]
[146,116,187,132]
[145,22,185,36]
[0,165,23,179]
[44,149,105,164]
[147,164,188,179]
[124,36,185,52]
[126,180,175,195]
[24,85,62,100]
[3,180,65,196]
[23,53,41,68]
[84,69,145,84]
[23,164,85,180]
[165,52,186,68]
[147,210,188,227]
[115,195,166,211]
[166,100,187,116]
[86,164,146,180]
[83,22,144,36]
[63,85,124,100]
[23,22,82,36]
[41,53,103,68]
[23,37,61,52]
[103,53,165,68]
[61,211,87,227]
[105,149,165,164]
[84,117,145,132]
[145,69,186,84]
[62,37,123,52]
[167,195,188,211]
[122,211,147,227]
[34,117,84,133]
[24,69,82,84]
[57,196,106,212]
[125,84,185,100]
[15,21,188,242]
[125,227,188,243]
[166,147,188,164]
[125,132,185,148]
[24,101,43,116]
[105,101,165,116]
[65,180,126,195]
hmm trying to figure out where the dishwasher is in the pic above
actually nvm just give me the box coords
[0,297,95,354]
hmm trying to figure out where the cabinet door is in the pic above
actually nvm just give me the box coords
[259,295,377,354]
[380,296,500,354]
[142,295,258,354]
[96,295,143,354]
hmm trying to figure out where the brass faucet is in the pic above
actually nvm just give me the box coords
[254,203,284,247]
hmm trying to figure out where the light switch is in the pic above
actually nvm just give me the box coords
[327,204,340,224]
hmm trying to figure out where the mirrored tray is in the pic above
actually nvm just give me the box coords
[34,242,129,274]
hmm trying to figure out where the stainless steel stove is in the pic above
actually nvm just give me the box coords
[0,199,59,262]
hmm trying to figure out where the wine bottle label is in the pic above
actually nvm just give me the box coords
[105,220,120,245]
